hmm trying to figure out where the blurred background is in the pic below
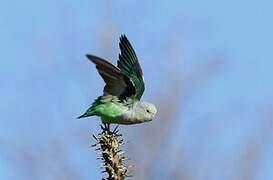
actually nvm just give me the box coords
[1,0,273,179]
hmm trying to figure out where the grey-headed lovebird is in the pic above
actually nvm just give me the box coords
[78,35,157,125]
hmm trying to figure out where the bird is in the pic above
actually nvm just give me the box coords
[78,35,157,125]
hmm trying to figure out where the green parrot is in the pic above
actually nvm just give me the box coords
[78,35,157,125]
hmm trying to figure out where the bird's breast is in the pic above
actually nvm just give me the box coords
[119,113,145,125]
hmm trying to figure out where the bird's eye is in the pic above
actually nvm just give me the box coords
[146,109,150,113]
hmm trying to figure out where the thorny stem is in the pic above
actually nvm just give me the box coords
[93,123,130,180]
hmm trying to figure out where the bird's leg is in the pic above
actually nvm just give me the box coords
[106,123,110,133]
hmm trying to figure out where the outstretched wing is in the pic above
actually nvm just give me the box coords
[117,35,145,100]
[86,54,135,98]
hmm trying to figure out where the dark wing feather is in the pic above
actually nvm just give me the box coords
[117,35,145,100]
[86,54,135,98]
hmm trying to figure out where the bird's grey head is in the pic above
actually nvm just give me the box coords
[134,101,157,122]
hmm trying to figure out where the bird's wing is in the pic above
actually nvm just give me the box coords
[117,35,145,100]
[86,54,135,98]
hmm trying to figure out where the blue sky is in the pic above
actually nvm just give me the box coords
[1,0,273,179]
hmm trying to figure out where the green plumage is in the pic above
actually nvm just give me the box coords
[78,35,156,124]
[78,96,126,122]
[118,35,145,100]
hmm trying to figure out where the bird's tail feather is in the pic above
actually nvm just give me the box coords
[77,110,96,119]
[78,96,101,119]
[77,114,89,119]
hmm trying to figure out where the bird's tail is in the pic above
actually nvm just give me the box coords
[78,106,97,119]
[78,96,101,119]
[77,113,89,119]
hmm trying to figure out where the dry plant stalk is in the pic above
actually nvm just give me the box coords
[93,123,129,180]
